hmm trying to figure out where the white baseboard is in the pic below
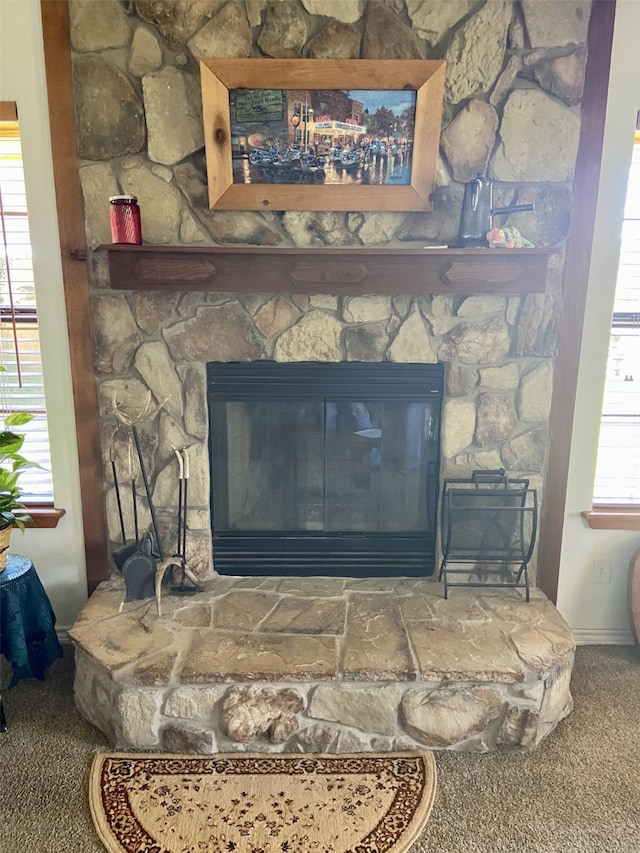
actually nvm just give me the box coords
[572,628,635,645]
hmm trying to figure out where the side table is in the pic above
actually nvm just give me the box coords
[0,553,64,731]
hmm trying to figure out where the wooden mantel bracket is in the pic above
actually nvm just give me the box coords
[98,244,555,296]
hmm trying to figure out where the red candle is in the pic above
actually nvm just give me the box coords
[109,195,142,244]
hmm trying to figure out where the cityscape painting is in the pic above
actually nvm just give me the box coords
[200,59,446,211]
[228,87,417,188]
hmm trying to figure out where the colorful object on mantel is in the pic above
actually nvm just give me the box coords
[487,226,535,249]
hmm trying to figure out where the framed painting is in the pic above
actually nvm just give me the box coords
[200,59,446,212]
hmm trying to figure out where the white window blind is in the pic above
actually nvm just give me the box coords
[0,109,54,502]
[593,134,640,504]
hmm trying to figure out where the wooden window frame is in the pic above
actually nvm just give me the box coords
[1,100,59,518]
[583,506,640,530]
[589,134,640,518]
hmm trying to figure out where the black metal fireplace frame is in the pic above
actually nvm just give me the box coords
[207,361,444,578]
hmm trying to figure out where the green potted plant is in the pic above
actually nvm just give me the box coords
[0,368,36,571]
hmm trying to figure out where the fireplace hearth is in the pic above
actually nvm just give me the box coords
[70,577,576,754]
[208,361,444,577]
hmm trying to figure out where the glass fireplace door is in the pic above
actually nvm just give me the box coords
[208,362,443,577]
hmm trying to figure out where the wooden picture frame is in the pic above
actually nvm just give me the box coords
[200,59,445,212]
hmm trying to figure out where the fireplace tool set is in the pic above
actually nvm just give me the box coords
[110,397,201,615]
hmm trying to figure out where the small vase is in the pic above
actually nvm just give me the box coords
[0,526,11,571]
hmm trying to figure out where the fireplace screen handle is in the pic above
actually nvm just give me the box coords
[471,468,509,487]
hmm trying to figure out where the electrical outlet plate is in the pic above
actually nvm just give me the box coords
[593,557,612,584]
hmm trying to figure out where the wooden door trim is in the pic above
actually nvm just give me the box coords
[537,0,617,601]
[40,1,108,593]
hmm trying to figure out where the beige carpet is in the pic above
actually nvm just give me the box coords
[1,644,639,852]
[90,751,436,853]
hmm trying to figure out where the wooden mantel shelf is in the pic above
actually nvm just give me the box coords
[98,244,554,295]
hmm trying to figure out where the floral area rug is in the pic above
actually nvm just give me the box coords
[89,752,437,853]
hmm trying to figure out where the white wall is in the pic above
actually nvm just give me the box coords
[0,0,87,629]
[557,0,640,645]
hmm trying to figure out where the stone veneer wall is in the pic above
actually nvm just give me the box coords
[69,0,591,580]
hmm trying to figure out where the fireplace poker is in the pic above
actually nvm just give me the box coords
[182,446,189,559]
[175,448,203,593]
[110,427,145,573]
[173,444,187,588]
[174,445,183,555]
[170,446,197,596]
[131,423,163,561]
[110,446,126,546]
[131,471,139,548]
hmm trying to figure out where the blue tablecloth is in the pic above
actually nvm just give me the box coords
[0,553,63,688]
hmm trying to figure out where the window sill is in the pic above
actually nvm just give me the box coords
[582,506,640,530]
[23,505,66,529]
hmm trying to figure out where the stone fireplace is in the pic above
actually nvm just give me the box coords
[97,284,551,586]
[70,0,584,585]
[66,0,588,754]
[72,284,575,755]
[96,285,551,586]
[85,205,562,761]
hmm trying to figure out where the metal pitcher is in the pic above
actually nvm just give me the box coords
[454,174,534,247]
[457,175,493,247]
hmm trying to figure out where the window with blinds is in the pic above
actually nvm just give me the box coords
[593,130,640,504]
[0,104,53,502]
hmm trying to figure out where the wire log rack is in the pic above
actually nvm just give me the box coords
[439,469,537,601]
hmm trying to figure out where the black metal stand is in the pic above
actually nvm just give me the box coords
[439,469,537,602]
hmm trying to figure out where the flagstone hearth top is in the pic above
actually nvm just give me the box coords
[70,576,574,688]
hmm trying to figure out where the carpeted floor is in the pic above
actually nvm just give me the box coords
[0,644,638,853]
